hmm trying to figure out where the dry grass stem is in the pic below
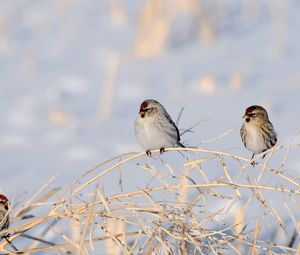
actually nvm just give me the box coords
[0,146,299,254]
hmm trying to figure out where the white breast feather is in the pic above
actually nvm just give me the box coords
[135,116,177,150]
[243,123,268,154]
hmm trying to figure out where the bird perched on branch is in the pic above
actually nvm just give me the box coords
[240,105,277,165]
[135,99,185,156]
[0,194,9,238]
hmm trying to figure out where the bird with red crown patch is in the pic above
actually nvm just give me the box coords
[135,99,185,156]
[240,105,277,165]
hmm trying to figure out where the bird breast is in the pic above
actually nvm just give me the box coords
[135,116,177,150]
[243,123,268,154]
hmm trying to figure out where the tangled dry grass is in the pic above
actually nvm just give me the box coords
[0,146,299,254]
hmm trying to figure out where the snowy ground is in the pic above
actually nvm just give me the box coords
[0,0,299,252]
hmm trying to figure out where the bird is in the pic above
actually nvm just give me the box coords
[0,194,10,238]
[240,105,277,165]
[135,99,185,156]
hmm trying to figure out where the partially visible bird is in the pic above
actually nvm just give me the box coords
[135,99,185,156]
[240,105,277,165]
[0,194,9,238]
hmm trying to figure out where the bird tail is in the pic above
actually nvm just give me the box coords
[177,141,185,148]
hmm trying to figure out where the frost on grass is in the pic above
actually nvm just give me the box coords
[0,146,299,254]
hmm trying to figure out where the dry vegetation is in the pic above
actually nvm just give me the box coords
[0,1,296,254]
[0,146,299,254]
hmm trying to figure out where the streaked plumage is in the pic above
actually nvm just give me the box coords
[240,105,277,164]
[0,194,9,238]
[135,99,185,155]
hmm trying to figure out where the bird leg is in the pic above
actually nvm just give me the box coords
[160,148,165,154]
[250,153,257,167]
[146,150,152,156]
[2,233,10,238]
[262,153,266,159]
[4,236,19,252]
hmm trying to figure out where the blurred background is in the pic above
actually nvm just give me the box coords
[0,0,299,197]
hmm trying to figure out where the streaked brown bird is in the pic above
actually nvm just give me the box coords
[0,194,9,238]
[240,105,277,164]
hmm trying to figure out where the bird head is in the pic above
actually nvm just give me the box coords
[139,99,161,118]
[242,105,269,123]
[0,194,9,210]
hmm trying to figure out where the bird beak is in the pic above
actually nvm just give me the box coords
[4,201,9,210]
[242,114,250,121]
[139,110,145,118]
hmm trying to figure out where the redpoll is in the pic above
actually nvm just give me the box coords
[240,105,277,164]
[0,194,9,238]
[135,99,185,156]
